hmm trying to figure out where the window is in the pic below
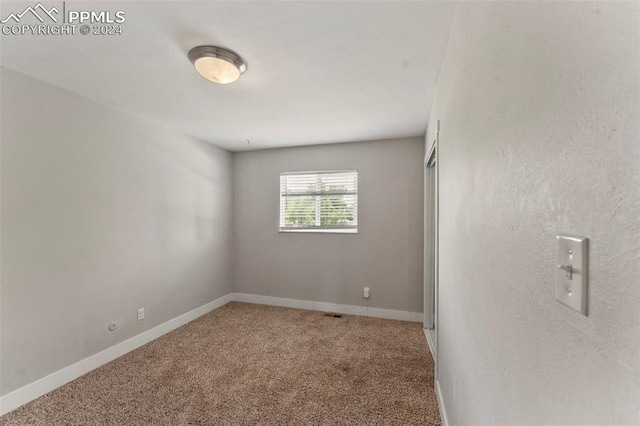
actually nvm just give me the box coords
[279,170,358,233]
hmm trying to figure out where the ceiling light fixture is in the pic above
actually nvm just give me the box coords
[188,46,247,84]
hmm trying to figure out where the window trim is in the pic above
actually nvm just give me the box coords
[278,169,359,234]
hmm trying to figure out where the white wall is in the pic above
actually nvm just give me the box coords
[428,2,640,424]
[233,139,424,313]
[0,68,233,395]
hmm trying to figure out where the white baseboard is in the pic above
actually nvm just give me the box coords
[231,293,422,322]
[436,379,449,426]
[424,327,436,357]
[0,293,233,416]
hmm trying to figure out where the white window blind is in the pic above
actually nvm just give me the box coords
[279,170,358,233]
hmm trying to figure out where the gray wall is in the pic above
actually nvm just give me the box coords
[0,68,233,395]
[233,139,424,313]
[427,2,640,424]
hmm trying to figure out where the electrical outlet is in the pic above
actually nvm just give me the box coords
[363,287,370,299]
[137,307,145,321]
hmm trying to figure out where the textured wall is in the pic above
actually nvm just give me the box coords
[0,68,233,395]
[427,2,640,424]
[233,139,424,313]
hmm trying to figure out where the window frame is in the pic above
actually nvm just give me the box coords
[278,169,359,234]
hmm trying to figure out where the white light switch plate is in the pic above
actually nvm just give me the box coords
[555,234,588,315]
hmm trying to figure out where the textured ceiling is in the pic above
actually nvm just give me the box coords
[0,1,455,151]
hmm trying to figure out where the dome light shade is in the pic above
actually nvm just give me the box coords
[188,46,247,84]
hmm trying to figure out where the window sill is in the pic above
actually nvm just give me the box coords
[279,229,358,234]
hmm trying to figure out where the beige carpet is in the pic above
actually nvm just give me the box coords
[0,302,440,425]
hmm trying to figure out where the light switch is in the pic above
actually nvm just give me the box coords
[555,234,588,315]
